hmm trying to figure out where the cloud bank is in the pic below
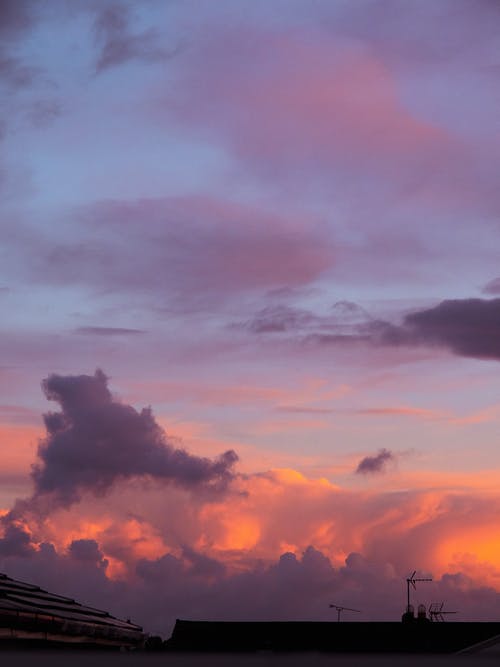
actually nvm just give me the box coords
[242,297,500,362]
[1,372,500,637]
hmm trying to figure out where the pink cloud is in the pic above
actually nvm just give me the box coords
[30,195,334,307]
[176,29,441,154]
[165,23,500,219]
[169,28,449,183]
[353,405,446,419]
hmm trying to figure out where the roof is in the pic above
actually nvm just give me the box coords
[167,619,500,653]
[0,572,144,647]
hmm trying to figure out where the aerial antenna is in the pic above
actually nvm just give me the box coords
[429,602,457,622]
[329,604,361,622]
[406,571,432,612]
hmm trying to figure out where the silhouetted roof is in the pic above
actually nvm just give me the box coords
[0,572,144,647]
[167,619,500,654]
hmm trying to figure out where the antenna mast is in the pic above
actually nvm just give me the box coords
[429,602,457,622]
[406,571,432,612]
[329,604,361,622]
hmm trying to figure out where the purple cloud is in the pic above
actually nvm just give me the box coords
[248,297,500,363]
[21,196,334,308]
[402,298,500,360]
[69,538,108,568]
[356,448,395,475]
[0,522,35,557]
[28,369,238,507]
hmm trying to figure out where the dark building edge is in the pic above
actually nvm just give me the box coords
[165,620,500,654]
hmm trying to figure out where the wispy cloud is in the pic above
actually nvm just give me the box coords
[93,4,175,73]
[74,326,147,336]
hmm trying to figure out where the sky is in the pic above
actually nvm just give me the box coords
[1,0,500,638]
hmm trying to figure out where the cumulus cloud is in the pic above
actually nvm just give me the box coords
[2,373,500,637]
[0,522,35,557]
[3,535,500,638]
[356,448,395,475]
[2,455,500,635]
[69,538,108,568]
[28,369,238,507]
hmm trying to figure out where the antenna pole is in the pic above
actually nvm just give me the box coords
[405,571,432,612]
[329,604,361,622]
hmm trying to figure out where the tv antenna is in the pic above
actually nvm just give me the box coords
[329,604,361,622]
[429,602,457,622]
[406,571,432,611]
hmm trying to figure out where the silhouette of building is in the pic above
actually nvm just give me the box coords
[0,572,144,649]
[166,619,500,653]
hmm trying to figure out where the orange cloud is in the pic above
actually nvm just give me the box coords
[5,459,500,594]
[429,527,500,592]
[354,405,446,420]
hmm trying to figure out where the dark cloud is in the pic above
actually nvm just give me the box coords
[94,4,174,73]
[69,538,108,568]
[74,326,147,336]
[402,298,500,360]
[249,297,500,363]
[0,522,35,557]
[356,448,395,475]
[29,369,238,506]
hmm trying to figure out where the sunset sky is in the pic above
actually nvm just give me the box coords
[1,0,500,637]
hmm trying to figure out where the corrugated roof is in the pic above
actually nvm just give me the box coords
[0,572,144,645]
